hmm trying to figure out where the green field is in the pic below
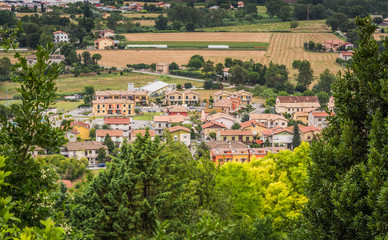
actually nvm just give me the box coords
[0,72,204,98]
[200,20,331,33]
[125,41,268,49]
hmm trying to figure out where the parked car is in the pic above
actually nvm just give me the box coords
[97,163,106,167]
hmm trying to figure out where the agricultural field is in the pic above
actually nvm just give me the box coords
[123,32,272,42]
[123,13,164,18]
[125,41,267,49]
[200,20,331,33]
[0,72,204,99]
[80,32,342,79]
[373,33,388,41]
[134,20,155,26]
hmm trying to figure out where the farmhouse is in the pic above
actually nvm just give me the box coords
[164,90,200,106]
[95,90,149,106]
[156,62,169,74]
[99,29,115,38]
[324,40,343,52]
[60,141,108,165]
[95,38,114,49]
[339,51,354,61]
[275,96,320,114]
[53,31,69,44]
[26,54,65,65]
[92,99,135,116]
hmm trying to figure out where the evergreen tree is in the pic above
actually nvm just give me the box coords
[96,147,106,162]
[104,134,115,153]
[292,124,301,148]
[304,17,388,239]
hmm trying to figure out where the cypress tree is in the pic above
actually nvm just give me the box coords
[292,124,301,148]
[304,17,388,239]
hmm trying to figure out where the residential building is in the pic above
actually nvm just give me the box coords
[249,113,288,128]
[339,51,354,61]
[308,111,332,128]
[94,90,149,106]
[217,129,254,144]
[207,112,238,129]
[139,80,174,96]
[164,90,200,106]
[27,54,65,65]
[293,112,309,125]
[153,115,190,135]
[53,31,69,43]
[169,126,191,146]
[70,121,90,140]
[92,99,135,116]
[327,96,335,112]
[275,96,320,114]
[65,129,78,143]
[298,125,322,142]
[342,42,354,50]
[96,129,124,143]
[60,141,108,165]
[165,105,188,116]
[237,1,244,8]
[324,40,343,52]
[213,90,253,105]
[262,127,294,149]
[212,98,241,114]
[156,62,169,74]
[99,29,115,38]
[201,121,227,141]
[95,37,114,49]
[240,120,267,137]
[131,129,156,141]
[104,117,131,137]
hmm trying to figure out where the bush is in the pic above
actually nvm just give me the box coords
[292,60,302,69]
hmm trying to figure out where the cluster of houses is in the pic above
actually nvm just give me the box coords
[324,40,355,61]
[57,85,335,166]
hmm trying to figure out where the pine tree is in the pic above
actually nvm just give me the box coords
[304,17,388,239]
[292,124,301,148]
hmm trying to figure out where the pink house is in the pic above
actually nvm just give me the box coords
[324,40,344,52]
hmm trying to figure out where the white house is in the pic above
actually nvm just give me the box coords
[104,117,131,137]
[206,112,238,129]
[96,129,125,143]
[53,31,69,44]
[339,51,354,61]
[153,115,190,135]
[308,111,331,128]
[262,127,294,149]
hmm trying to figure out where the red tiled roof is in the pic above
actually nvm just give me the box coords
[70,121,90,129]
[277,96,319,103]
[104,117,130,124]
[219,129,253,136]
[262,127,283,136]
[310,111,330,117]
[132,129,156,137]
[169,125,191,133]
[240,120,266,129]
[96,129,123,137]
[298,125,322,133]
[255,140,264,144]
[57,180,74,189]
[340,51,354,56]
[201,121,227,129]
[53,31,66,34]
[94,37,114,43]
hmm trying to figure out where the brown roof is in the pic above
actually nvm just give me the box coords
[154,115,188,123]
[235,90,253,96]
[96,129,123,137]
[104,117,130,124]
[219,129,253,136]
[207,112,237,122]
[340,51,354,56]
[53,31,67,34]
[132,129,156,137]
[95,90,148,96]
[262,127,283,137]
[94,37,114,43]
[169,125,191,133]
[206,140,247,149]
[92,99,135,104]
[184,90,200,95]
[277,96,319,103]
[240,120,267,129]
[70,121,90,129]
[298,125,322,133]
[65,141,107,151]
[213,98,232,108]
[201,121,227,129]
[157,62,169,66]
[214,90,232,97]
[166,105,188,113]
[310,111,330,117]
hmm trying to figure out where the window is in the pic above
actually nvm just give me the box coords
[178,96,181,99]
[159,124,161,127]
[318,118,322,121]
[97,110,100,113]
[246,137,249,141]
[232,137,235,140]
[103,105,105,107]
[223,137,227,141]
[97,105,100,109]
[109,105,112,109]
[123,110,126,112]
[186,96,188,99]
[193,96,196,99]
[124,105,126,107]
[174,135,178,140]
[103,110,105,113]
[282,122,285,126]
[117,104,119,109]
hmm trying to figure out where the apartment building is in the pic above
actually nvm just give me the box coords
[164,90,200,105]
[95,90,149,106]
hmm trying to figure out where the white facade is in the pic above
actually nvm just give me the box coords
[308,112,329,128]
[172,132,191,146]
[53,31,69,44]
[263,132,293,149]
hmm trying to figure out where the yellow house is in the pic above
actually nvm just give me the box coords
[217,130,254,144]
[94,38,114,50]
[240,120,267,137]
[214,90,232,101]
[94,90,149,106]
[169,126,191,146]
[70,121,90,140]
[299,125,322,143]
[92,99,135,116]
[235,90,253,105]
[201,121,227,140]
[293,112,309,125]
[164,90,200,105]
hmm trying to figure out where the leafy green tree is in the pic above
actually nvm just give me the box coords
[279,6,293,21]
[184,82,193,89]
[265,0,284,17]
[0,57,11,77]
[229,65,248,85]
[304,18,388,239]
[245,3,257,15]
[314,69,335,94]
[169,62,179,70]
[246,71,260,85]
[215,62,224,77]
[292,124,301,148]
[296,60,314,91]
[81,51,92,66]
[202,60,215,73]
[303,90,315,96]
[42,155,88,180]
[209,131,217,140]
[92,53,102,64]
[316,91,329,107]
[188,55,204,68]
[266,98,276,107]
[155,14,168,30]
[106,12,122,29]
[231,123,241,130]
[83,86,94,105]
[104,134,115,153]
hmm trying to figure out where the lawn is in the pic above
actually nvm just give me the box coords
[125,41,268,49]
[53,101,83,113]
[133,112,162,120]
[200,20,331,33]
[0,72,204,98]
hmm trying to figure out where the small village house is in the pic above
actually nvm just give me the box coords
[214,90,253,105]
[249,113,288,128]
[60,141,108,165]
[217,129,254,144]
[65,129,78,143]
[153,115,190,135]
[293,112,309,125]
[324,40,344,52]
[70,121,90,140]
[240,120,267,137]
[339,51,354,61]
[169,126,191,146]
[96,129,125,144]
[27,55,65,65]
[99,29,115,38]
[212,98,241,114]
[206,112,238,129]
[95,38,114,49]
[165,105,188,116]
[131,129,156,141]
[201,121,227,141]
[298,125,322,143]
[308,111,332,128]
[104,117,131,137]
[95,90,149,106]
[53,31,69,44]
[262,127,294,149]
[164,90,200,106]
[275,96,320,114]
[156,62,169,74]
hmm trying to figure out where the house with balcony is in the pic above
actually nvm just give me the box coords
[164,90,200,106]
[92,99,135,116]
[94,90,149,106]
[153,115,190,135]
[60,141,108,165]
[249,113,288,128]
[275,96,320,114]
[104,117,131,137]
[262,127,294,149]
[213,90,253,105]
[96,129,125,144]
